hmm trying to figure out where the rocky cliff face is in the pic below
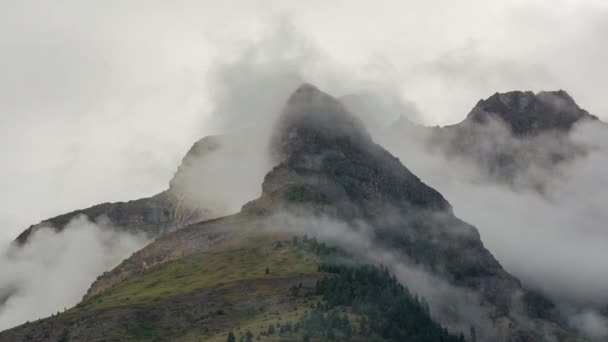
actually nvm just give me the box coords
[13,137,227,246]
[462,90,597,135]
[423,90,600,189]
[249,83,452,217]
[14,89,599,245]
[14,191,190,245]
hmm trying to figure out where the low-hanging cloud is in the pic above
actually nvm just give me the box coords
[3,0,608,238]
[265,211,503,340]
[375,119,608,340]
[381,120,608,306]
[567,309,608,340]
[2,1,608,339]
[264,209,584,341]
[0,216,149,330]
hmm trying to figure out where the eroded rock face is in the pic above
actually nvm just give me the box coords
[422,90,600,190]
[271,83,373,160]
[464,90,597,135]
[252,85,492,266]
[14,136,228,246]
[14,89,597,245]
[254,84,451,217]
[14,191,202,246]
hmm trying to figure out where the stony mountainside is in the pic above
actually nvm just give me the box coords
[243,85,572,340]
[15,89,599,245]
[14,191,190,245]
[1,84,585,341]
[419,90,600,189]
[13,136,227,246]
[458,90,597,135]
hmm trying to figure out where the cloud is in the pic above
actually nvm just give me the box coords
[264,211,503,340]
[166,19,364,215]
[375,117,608,338]
[2,0,608,238]
[567,309,608,340]
[1,0,608,337]
[169,134,272,216]
[0,216,149,330]
[420,121,608,306]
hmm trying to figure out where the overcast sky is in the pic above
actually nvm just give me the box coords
[1,0,607,242]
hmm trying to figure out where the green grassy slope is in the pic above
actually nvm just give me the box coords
[0,232,466,342]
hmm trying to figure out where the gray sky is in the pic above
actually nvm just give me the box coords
[1,1,608,334]
[1,0,607,241]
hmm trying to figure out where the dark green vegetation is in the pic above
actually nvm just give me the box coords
[254,85,530,322]
[0,233,465,341]
[293,264,466,342]
[79,234,317,311]
[1,232,320,341]
[211,237,466,342]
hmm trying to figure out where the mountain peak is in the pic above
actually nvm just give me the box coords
[252,83,452,217]
[273,83,372,159]
[289,82,321,97]
[169,135,222,190]
[465,90,596,135]
[285,82,335,109]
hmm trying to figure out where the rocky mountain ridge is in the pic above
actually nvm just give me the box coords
[2,84,586,341]
[414,90,597,189]
[13,136,227,246]
[4,84,602,341]
[14,88,600,246]
[458,90,597,135]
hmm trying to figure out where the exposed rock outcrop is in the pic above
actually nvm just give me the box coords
[461,90,597,135]
[13,137,225,246]
[421,90,600,189]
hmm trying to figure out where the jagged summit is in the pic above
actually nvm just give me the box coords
[273,83,371,159]
[256,84,451,216]
[424,90,602,190]
[14,136,225,246]
[169,135,221,190]
[463,90,597,134]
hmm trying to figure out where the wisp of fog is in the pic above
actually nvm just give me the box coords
[0,217,149,330]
